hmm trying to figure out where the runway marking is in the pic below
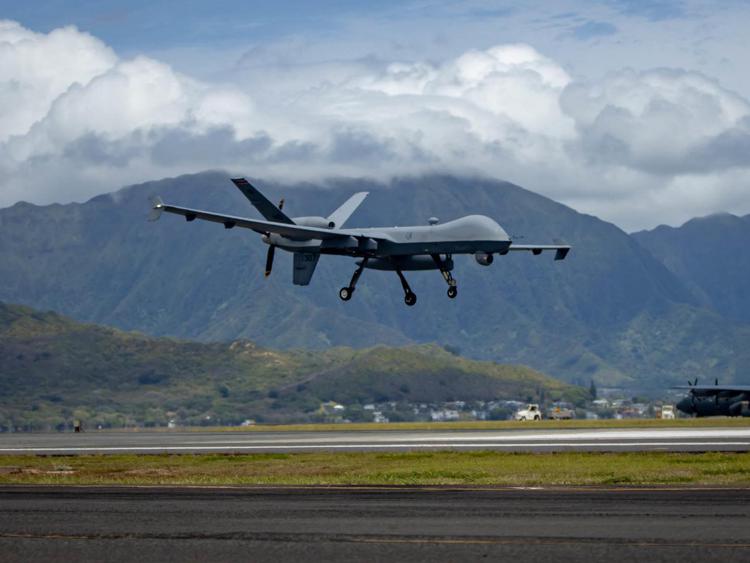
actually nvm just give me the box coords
[1,441,749,453]
[2,531,750,549]
[355,537,750,548]
[172,428,750,445]
[189,428,750,440]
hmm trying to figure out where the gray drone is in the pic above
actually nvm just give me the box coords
[151,178,571,306]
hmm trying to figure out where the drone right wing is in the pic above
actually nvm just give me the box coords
[509,244,571,260]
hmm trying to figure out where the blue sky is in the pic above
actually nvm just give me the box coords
[4,0,745,88]
[0,1,749,229]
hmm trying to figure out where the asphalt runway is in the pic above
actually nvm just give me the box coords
[1,427,750,454]
[1,485,749,562]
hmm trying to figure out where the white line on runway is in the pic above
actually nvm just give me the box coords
[1,441,749,452]
[177,428,750,445]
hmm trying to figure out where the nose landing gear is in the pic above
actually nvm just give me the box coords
[432,254,458,299]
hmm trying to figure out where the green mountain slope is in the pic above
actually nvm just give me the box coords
[0,303,585,430]
[633,213,750,324]
[0,171,747,387]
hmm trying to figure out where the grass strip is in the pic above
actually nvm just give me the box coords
[1,451,749,487]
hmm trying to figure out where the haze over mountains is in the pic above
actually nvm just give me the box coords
[1,171,748,388]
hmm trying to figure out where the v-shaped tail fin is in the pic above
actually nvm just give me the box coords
[231,178,295,224]
[327,192,368,228]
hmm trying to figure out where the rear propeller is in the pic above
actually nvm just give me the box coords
[265,245,276,277]
[264,198,285,277]
[688,378,699,406]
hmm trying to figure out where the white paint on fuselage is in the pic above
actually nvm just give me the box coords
[268,214,510,254]
[347,215,510,244]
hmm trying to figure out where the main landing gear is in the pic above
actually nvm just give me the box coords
[432,254,458,299]
[396,269,417,306]
[338,255,458,306]
[339,258,367,301]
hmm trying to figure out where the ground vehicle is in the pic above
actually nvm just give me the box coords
[660,405,676,419]
[514,404,543,421]
[548,406,575,420]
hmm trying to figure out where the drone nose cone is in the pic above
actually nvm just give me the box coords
[463,215,509,241]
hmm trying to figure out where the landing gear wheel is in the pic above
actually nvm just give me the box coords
[339,287,353,301]
[447,286,458,299]
[404,292,417,306]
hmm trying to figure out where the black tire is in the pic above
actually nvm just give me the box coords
[404,292,417,306]
[339,287,353,301]
[447,286,458,299]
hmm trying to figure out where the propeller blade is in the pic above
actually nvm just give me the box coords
[278,198,285,211]
[265,245,276,277]
[715,378,719,386]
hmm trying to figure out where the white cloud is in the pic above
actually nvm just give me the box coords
[1,19,749,231]
[0,20,116,142]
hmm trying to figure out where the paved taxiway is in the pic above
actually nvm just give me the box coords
[1,486,749,562]
[1,427,750,454]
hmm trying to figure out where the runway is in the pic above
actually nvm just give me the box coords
[1,426,750,454]
[1,485,749,562]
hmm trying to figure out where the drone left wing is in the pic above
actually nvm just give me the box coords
[510,244,571,260]
[151,199,349,241]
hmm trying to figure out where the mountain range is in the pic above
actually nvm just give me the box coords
[1,171,748,388]
[0,302,584,430]
[633,213,750,325]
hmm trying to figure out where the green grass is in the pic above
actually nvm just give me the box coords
[2,451,749,487]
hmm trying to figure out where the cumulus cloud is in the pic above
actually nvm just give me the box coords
[1,19,749,230]
[0,20,116,142]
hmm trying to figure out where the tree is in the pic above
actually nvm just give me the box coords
[589,379,597,399]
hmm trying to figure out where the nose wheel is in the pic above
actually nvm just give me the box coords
[432,254,458,299]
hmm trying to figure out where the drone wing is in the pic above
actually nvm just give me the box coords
[509,244,571,260]
[152,200,348,241]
